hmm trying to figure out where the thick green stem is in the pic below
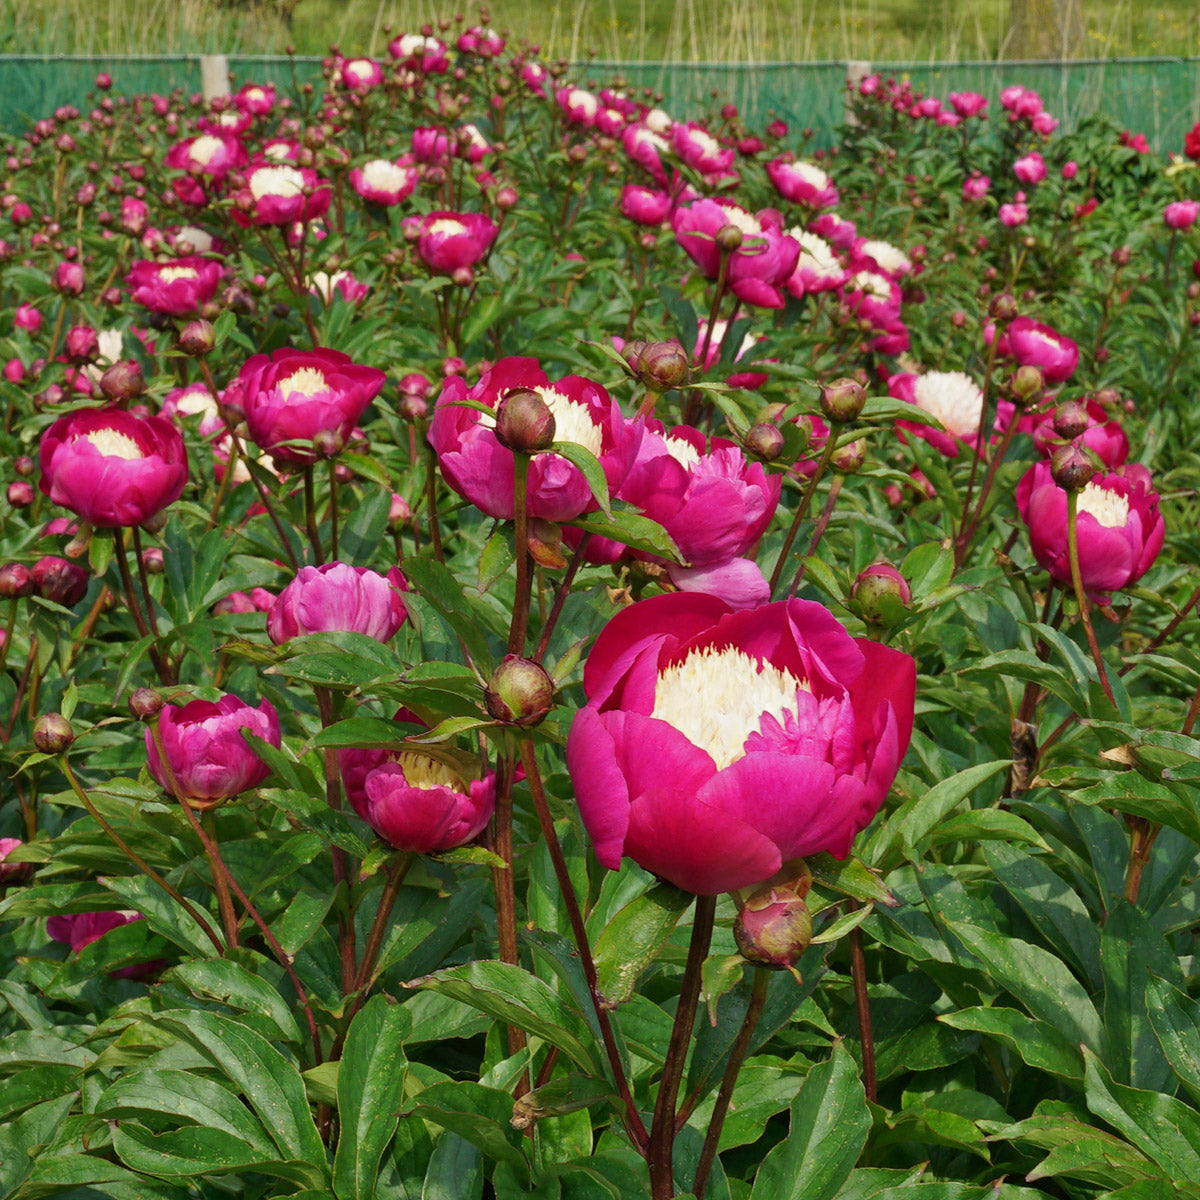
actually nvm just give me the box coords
[1066,489,1116,706]
[649,894,717,1200]
[508,453,533,656]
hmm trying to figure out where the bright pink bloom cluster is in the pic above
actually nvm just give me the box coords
[125,256,222,316]
[567,593,916,894]
[411,211,498,275]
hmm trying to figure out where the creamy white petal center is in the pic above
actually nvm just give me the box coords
[76,428,143,459]
[189,135,225,165]
[156,266,198,283]
[533,386,602,455]
[1077,481,1130,528]
[281,367,328,398]
[396,752,463,790]
[912,371,984,436]
[250,166,305,200]
[653,645,810,770]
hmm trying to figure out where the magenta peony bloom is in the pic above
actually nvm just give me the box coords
[672,199,800,309]
[165,131,246,181]
[784,228,845,297]
[267,562,408,644]
[234,164,331,227]
[1006,317,1079,384]
[125,256,222,316]
[621,184,673,226]
[234,82,275,115]
[672,122,736,175]
[14,303,42,331]
[556,86,601,127]
[962,173,990,201]
[430,357,635,522]
[622,124,670,183]
[238,346,386,465]
[999,199,1028,227]
[349,158,418,206]
[145,693,280,805]
[949,91,988,119]
[39,406,188,528]
[388,33,450,72]
[339,57,384,91]
[413,211,498,275]
[890,370,1013,459]
[340,743,495,853]
[566,593,916,894]
[0,837,32,883]
[1013,152,1047,185]
[1164,200,1200,230]
[1016,460,1165,599]
[766,158,839,209]
[46,910,164,979]
[52,260,85,296]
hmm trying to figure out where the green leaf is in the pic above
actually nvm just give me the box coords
[511,1073,617,1127]
[568,509,683,562]
[806,854,897,907]
[593,883,693,1006]
[1084,1048,1200,1178]
[929,808,1050,851]
[748,1041,870,1200]
[157,1009,328,1173]
[405,1081,529,1176]
[545,439,611,517]
[166,957,304,1046]
[0,1095,78,1196]
[407,961,603,1076]
[1072,772,1200,846]
[0,1067,77,1122]
[333,995,410,1200]
[939,918,1103,1051]
[340,450,393,489]
[421,1132,482,1200]
[1146,975,1200,1104]
[937,1008,1084,1080]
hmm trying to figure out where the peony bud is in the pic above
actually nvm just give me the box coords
[7,481,34,508]
[636,339,690,391]
[1050,442,1095,492]
[98,359,145,402]
[494,388,555,453]
[988,292,1018,322]
[715,223,744,252]
[0,562,34,597]
[734,873,814,971]
[177,318,215,357]
[33,712,74,754]
[32,555,89,605]
[831,436,867,473]
[819,377,867,423]
[128,687,164,720]
[64,324,100,363]
[483,655,554,725]
[1010,363,1043,404]
[744,421,784,461]
[1052,399,1089,440]
[851,562,912,624]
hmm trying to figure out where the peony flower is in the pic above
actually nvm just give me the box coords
[0,837,32,883]
[672,199,800,309]
[340,742,495,853]
[622,124,671,182]
[1164,200,1200,231]
[784,229,846,297]
[234,82,275,115]
[962,175,990,203]
[234,163,331,227]
[1013,152,1047,185]
[672,122,735,175]
[238,346,386,465]
[767,158,838,209]
[949,91,987,119]
[14,303,42,332]
[1031,400,1128,466]
[145,693,280,805]
[388,33,449,73]
[430,357,634,522]
[1016,460,1164,599]
[267,562,408,643]
[413,211,498,275]
[556,86,601,127]
[349,158,418,206]
[566,593,916,894]
[39,406,188,528]
[1006,317,1078,384]
[125,256,222,317]
[890,370,1011,458]
[621,184,673,225]
[338,57,384,91]
[165,131,246,182]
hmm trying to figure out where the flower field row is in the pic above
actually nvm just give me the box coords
[2,17,1200,1200]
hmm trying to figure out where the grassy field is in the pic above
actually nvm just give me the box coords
[2,0,1199,60]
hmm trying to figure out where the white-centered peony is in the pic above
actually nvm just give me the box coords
[912,371,984,437]
[360,159,411,190]
[156,266,198,283]
[281,367,328,398]
[652,646,810,770]
[250,166,305,200]
[533,386,602,456]
[1077,481,1130,528]
[860,238,911,275]
[76,428,143,459]
[395,752,462,790]
[189,135,225,166]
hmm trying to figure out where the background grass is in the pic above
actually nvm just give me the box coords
[2,0,1199,61]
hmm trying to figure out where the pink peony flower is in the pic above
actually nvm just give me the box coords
[233,163,331,227]
[999,200,1028,227]
[125,256,222,317]
[234,82,276,115]
[338,57,384,91]
[145,693,281,805]
[890,370,1012,458]
[621,184,673,226]
[556,86,601,127]
[238,346,386,465]
[622,124,671,183]
[39,406,188,528]
[14,303,42,332]
[165,131,246,181]
[388,33,450,73]
[962,173,990,201]
[413,211,498,275]
[949,91,987,119]
[672,122,735,175]
[268,562,408,644]
[1031,401,1128,466]
[0,837,33,883]
[349,158,418,206]
[566,593,916,894]
[430,357,634,522]
[784,228,846,297]
[766,158,838,209]
[1006,317,1079,384]
[1164,200,1200,230]
[1013,152,1047,185]
[1016,460,1164,599]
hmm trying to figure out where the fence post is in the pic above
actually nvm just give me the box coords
[200,54,230,103]
[844,60,872,126]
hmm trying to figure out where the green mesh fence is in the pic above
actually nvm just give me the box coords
[1,54,1198,156]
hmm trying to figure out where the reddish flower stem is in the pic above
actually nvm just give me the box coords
[508,452,533,656]
[769,428,840,595]
[849,917,877,1102]
[534,534,592,664]
[1066,489,1116,707]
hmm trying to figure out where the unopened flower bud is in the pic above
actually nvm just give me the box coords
[1010,364,1043,404]
[832,436,866,473]
[494,388,555,453]
[0,562,35,597]
[388,492,412,532]
[483,655,554,725]
[7,481,34,508]
[64,324,100,363]
[33,712,74,754]
[851,562,912,624]
[177,318,215,357]
[715,223,744,252]
[141,547,164,574]
[312,428,344,458]
[129,687,164,720]
[1112,245,1131,267]
[1052,398,1089,439]
[819,377,867,423]
[98,359,145,402]
[744,421,784,461]
[637,339,689,391]
[988,292,1018,322]
[32,556,89,605]
[14,456,34,478]
[734,875,813,971]
[528,518,568,569]
[1050,442,1095,491]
